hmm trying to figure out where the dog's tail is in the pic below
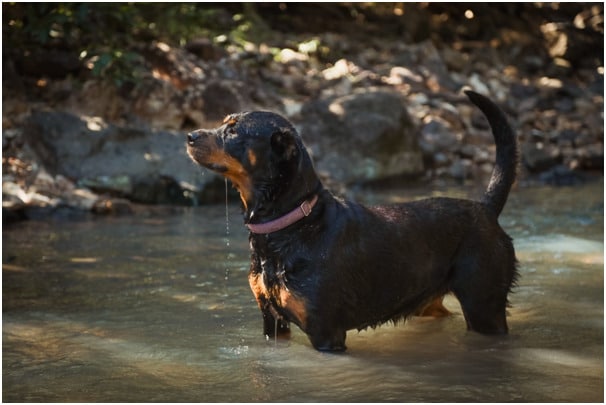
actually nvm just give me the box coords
[465,90,518,217]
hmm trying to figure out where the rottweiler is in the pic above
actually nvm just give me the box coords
[187,90,518,352]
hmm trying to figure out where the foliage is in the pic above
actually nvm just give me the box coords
[4,3,602,87]
[3,3,236,85]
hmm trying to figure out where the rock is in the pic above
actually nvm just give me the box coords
[184,38,228,61]
[441,47,469,72]
[522,142,563,172]
[200,80,244,122]
[419,116,459,157]
[79,175,133,196]
[128,41,259,129]
[575,144,604,170]
[277,48,308,64]
[22,111,105,176]
[468,74,490,95]
[448,158,474,181]
[391,40,460,92]
[132,79,186,129]
[298,89,424,185]
[2,180,58,207]
[537,165,592,186]
[322,59,352,81]
[22,111,217,205]
[92,198,134,215]
[385,66,424,86]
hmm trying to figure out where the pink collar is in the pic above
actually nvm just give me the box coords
[246,195,319,234]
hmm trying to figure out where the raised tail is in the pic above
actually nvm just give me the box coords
[465,90,518,217]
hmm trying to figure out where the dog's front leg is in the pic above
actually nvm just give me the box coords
[249,271,291,339]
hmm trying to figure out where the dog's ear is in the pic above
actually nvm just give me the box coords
[270,129,299,161]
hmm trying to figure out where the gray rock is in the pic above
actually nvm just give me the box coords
[297,89,424,185]
[22,111,212,205]
[419,116,459,156]
[522,142,563,173]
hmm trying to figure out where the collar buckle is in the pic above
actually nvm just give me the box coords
[300,200,313,217]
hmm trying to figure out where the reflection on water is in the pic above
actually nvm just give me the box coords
[3,181,603,402]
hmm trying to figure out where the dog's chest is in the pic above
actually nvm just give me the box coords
[250,237,296,288]
[249,239,308,328]
[256,256,295,304]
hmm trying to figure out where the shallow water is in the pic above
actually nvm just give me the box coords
[3,181,604,402]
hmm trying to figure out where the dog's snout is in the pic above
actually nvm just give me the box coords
[187,131,201,145]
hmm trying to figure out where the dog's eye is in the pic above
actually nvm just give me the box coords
[225,126,236,137]
[221,126,238,144]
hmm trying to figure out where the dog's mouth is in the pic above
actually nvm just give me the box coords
[202,161,228,173]
[194,159,229,177]
[187,148,230,174]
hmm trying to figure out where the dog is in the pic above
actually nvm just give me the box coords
[187,90,518,352]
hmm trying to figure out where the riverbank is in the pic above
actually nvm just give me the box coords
[3,4,603,220]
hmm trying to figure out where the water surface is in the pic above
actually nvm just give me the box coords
[3,181,603,402]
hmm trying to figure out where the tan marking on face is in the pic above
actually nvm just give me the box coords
[215,151,252,210]
[223,115,238,126]
[247,149,257,167]
[192,143,252,210]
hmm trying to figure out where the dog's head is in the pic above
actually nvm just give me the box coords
[187,111,319,214]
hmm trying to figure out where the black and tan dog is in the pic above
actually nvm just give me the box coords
[187,91,518,352]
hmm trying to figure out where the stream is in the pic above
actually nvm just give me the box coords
[3,181,603,402]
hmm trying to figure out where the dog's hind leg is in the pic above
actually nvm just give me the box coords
[450,245,516,335]
[307,328,347,352]
[454,291,509,334]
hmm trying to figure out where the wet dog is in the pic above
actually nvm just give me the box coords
[187,91,518,352]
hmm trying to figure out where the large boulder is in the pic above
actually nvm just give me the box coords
[297,89,424,185]
[22,111,215,205]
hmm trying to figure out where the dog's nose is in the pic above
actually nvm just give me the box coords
[187,131,201,145]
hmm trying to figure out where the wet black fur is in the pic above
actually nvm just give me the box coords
[187,91,519,352]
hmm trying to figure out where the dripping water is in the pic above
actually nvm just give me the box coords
[219,178,230,333]
[274,319,279,344]
[223,178,230,289]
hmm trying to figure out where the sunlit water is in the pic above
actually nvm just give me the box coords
[3,181,603,402]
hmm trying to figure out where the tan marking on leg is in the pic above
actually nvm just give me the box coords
[279,288,308,329]
[248,272,268,307]
[417,296,452,317]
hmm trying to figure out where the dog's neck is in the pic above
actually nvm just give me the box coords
[243,172,323,234]
[242,149,323,234]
